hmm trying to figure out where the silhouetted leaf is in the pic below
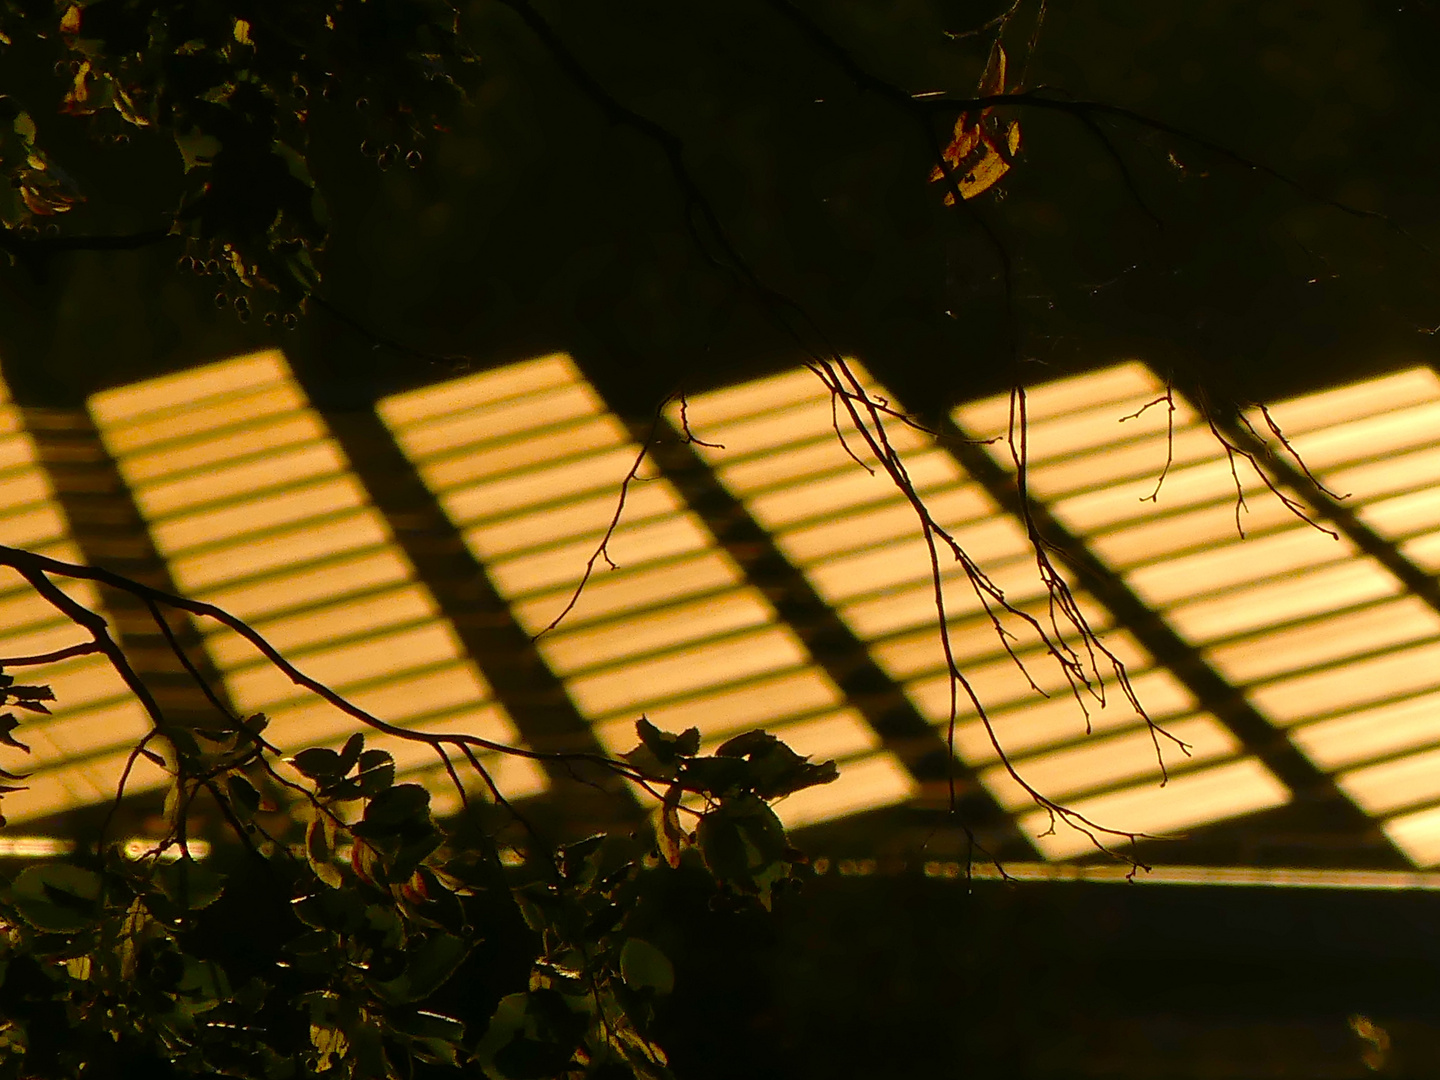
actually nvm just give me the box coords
[619,938,674,995]
[357,749,395,795]
[10,864,102,931]
[224,772,262,821]
[292,747,342,780]
[0,713,28,752]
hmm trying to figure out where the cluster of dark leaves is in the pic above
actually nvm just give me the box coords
[0,680,838,1080]
[0,0,477,317]
[0,671,53,826]
[626,717,833,908]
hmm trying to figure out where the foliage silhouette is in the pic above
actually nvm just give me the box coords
[0,549,836,1080]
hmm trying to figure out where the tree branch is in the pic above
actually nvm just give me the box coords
[762,0,1431,252]
[0,544,707,794]
[493,0,1171,861]
[0,224,173,258]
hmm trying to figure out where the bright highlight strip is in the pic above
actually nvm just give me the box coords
[379,355,915,828]
[1253,369,1440,865]
[958,363,1440,867]
[922,860,1440,890]
[0,386,165,822]
[89,352,545,813]
[675,364,1267,857]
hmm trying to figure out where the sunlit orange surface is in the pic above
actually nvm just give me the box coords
[0,380,164,821]
[674,363,1284,855]
[90,353,545,814]
[379,356,915,827]
[959,363,1440,865]
[0,347,1433,868]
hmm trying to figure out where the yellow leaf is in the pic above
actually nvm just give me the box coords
[310,1025,348,1071]
[233,18,253,45]
[960,121,1022,202]
[659,783,685,869]
[20,185,80,215]
[113,83,151,128]
[62,61,92,114]
[930,43,1021,204]
[225,246,249,281]
[59,4,81,35]
[979,40,1007,99]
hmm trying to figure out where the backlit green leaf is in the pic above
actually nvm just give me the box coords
[619,938,674,995]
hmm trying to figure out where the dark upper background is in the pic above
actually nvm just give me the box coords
[2,0,1439,415]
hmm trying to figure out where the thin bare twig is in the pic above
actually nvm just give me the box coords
[0,224,172,258]
[143,596,233,723]
[1072,107,1163,229]
[675,391,723,449]
[1194,394,1339,542]
[0,544,676,798]
[0,642,102,667]
[764,0,1431,257]
[532,399,671,639]
[1252,404,1347,500]
[309,295,478,371]
[1119,385,1178,502]
[490,0,1228,859]
[944,0,1025,41]
[813,358,1166,856]
[101,729,165,843]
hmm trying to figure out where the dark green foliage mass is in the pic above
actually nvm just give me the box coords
[1,0,476,319]
[0,701,835,1080]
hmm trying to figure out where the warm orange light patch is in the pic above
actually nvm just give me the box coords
[961,362,1440,866]
[0,381,164,822]
[90,352,545,812]
[1252,367,1440,864]
[677,362,1261,856]
[381,356,915,828]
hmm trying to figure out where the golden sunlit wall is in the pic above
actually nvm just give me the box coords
[1243,371,1440,863]
[2,346,1439,868]
[376,355,916,828]
[88,353,546,815]
[676,365,1288,857]
[955,364,1440,866]
[0,378,165,822]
